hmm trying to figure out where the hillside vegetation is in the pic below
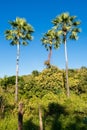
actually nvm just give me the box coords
[0,66,87,130]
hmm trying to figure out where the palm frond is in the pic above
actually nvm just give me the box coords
[73,21,81,26]
[70,16,77,21]
[72,28,81,33]
[69,33,78,40]
[10,41,16,45]
[22,41,28,45]
[9,21,18,28]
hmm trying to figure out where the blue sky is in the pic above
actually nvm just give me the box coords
[0,0,87,77]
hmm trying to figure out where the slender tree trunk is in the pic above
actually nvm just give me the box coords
[39,105,43,130]
[15,43,20,102]
[45,46,52,68]
[48,46,52,64]
[18,102,23,130]
[64,38,70,97]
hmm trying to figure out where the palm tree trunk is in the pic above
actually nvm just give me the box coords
[64,39,70,97]
[39,105,43,130]
[18,102,23,130]
[15,43,20,102]
[48,46,52,64]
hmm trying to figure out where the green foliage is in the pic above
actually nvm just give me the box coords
[0,76,25,93]
[0,116,17,130]
[32,70,40,77]
[0,67,87,130]
[69,68,87,94]
[36,66,63,92]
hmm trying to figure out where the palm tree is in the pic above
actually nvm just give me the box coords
[5,17,34,102]
[52,12,81,97]
[41,29,60,68]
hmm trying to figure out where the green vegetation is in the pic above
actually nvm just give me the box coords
[0,66,87,130]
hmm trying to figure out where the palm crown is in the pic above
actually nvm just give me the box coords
[41,29,60,51]
[52,12,81,42]
[5,17,34,45]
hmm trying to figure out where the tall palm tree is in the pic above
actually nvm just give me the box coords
[52,12,81,97]
[5,17,34,102]
[41,29,60,68]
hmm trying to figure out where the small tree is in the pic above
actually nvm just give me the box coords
[5,17,34,102]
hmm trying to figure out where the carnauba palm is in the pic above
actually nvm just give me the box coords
[5,17,34,102]
[52,12,81,97]
[41,29,60,68]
